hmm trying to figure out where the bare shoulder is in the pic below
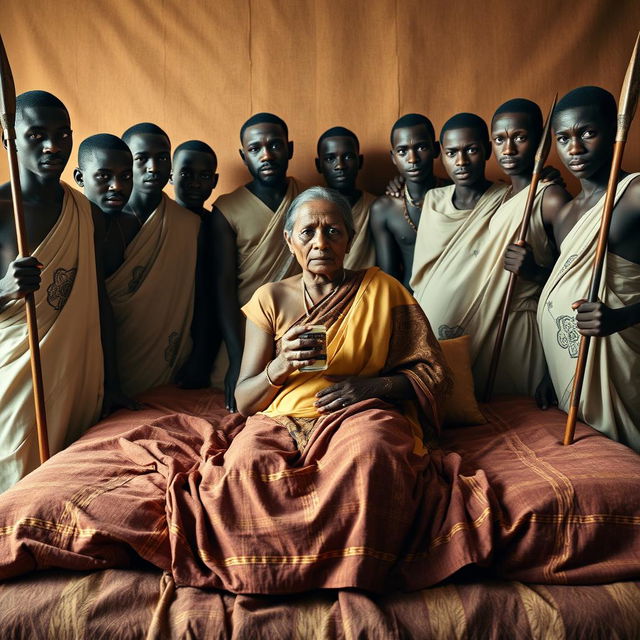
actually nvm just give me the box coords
[617,175,640,211]
[541,183,572,221]
[370,195,400,221]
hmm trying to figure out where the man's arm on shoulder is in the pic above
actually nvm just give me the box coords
[211,206,244,411]
[90,203,138,415]
[370,197,402,280]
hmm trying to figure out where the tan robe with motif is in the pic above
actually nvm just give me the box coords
[411,182,553,395]
[537,173,640,451]
[215,177,303,306]
[106,194,199,397]
[0,184,103,491]
[344,191,376,270]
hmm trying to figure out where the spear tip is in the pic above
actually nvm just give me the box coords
[533,93,558,173]
[0,33,17,137]
[616,30,640,142]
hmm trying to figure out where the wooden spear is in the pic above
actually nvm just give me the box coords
[483,94,557,402]
[0,34,50,462]
[564,32,640,446]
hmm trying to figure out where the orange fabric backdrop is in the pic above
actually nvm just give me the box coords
[2,0,640,204]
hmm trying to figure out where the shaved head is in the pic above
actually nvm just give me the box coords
[492,98,543,137]
[317,126,359,155]
[553,86,617,128]
[390,113,435,146]
[173,139,217,163]
[78,133,131,169]
[122,122,170,147]
[240,112,288,143]
[16,90,68,121]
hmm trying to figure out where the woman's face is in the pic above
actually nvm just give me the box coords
[285,199,352,278]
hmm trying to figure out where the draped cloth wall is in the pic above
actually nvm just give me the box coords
[2,0,640,201]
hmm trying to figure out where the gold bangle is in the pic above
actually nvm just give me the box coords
[265,361,284,388]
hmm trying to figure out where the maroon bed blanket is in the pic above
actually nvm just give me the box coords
[0,388,638,594]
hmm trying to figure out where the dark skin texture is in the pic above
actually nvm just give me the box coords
[440,126,493,209]
[497,113,571,288]
[515,105,640,409]
[170,149,221,389]
[370,124,443,288]
[491,112,572,411]
[0,105,134,416]
[235,199,413,417]
[73,148,139,278]
[315,136,362,206]
[210,122,294,412]
[123,133,172,224]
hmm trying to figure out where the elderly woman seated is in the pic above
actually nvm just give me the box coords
[0,187,452,597]
[223,186,451,593]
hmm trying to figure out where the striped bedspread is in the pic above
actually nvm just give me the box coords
[0,567,638,639]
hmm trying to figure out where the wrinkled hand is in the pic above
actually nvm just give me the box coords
[384,174,405,198]
[503,241,537,279]
[274,324,325,377]
[101,387,143,418]
[540,165,566,188]
[175,351,211,390]
[572,299,621,337]
[225,358,241,412]
[534,372,557,410]
[314,376,378,414]
[0,256,43,301]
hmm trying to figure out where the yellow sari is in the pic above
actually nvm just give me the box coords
[243,267,450,441]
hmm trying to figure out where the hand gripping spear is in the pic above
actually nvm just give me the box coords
[483,95,557,402]
[0,34,50,462]
[563,33,640,446]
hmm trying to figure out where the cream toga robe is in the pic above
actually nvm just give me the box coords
[0,184,103,491]
[106,193,200,397]
[411,182,554,395]
[537,173,640,451]
[344,191,376,270]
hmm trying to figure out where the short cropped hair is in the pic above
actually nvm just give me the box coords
[16,90,69,121]
[240,113,288,143]
[122,122,171,147]
[390,113,436,146]
[284,186,355,238]
[78,133,131,169]
[492,98,543,137]
[553,86,617,127]
[316,126,359,156]
[439,112,489,145]
[173,140,217,164]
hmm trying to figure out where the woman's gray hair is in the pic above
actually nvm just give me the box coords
[283,186,355,238]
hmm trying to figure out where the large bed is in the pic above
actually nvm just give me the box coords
[1,387,639,639]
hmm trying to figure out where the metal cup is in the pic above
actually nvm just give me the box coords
[299,325,328,371]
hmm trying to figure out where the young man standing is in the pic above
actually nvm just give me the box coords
[108,123,200,396]
[315,126,375,269]
[370,114,446,289]
[0,92,129,491]
[210,113,303,411]
[535,86,640,450]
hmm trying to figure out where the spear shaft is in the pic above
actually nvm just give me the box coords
[483,95,557,402]
[0,34,50,462]
[564,32,640,445]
